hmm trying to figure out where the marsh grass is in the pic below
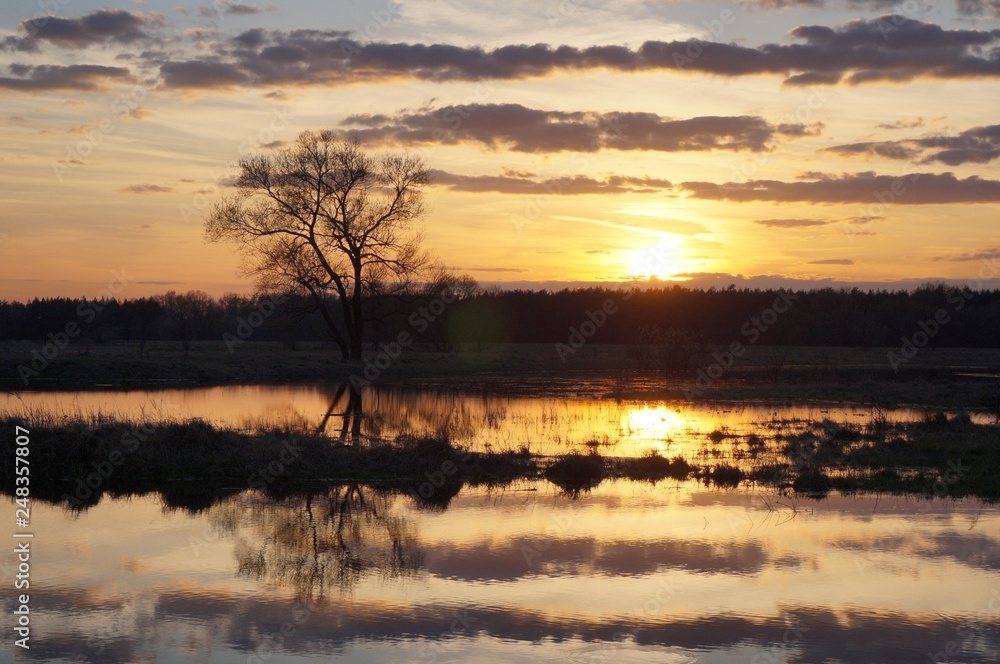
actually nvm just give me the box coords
[544,451,605,494]
[626,449,695,481]
[2,405,998,509]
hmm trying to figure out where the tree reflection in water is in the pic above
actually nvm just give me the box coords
[316,385,364,443]
[231,484,423,599]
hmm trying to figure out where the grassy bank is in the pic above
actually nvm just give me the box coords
[3,340,1000,409]
[3,412,998,511]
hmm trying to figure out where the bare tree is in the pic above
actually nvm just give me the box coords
[205,131,431,360]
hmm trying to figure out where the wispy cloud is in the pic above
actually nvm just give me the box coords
[429,170,673,195]
[754,218,834,227]
[956,0,1000,18]
[120,184,173,193]
[447,266,529,273]
[0,64,132,92]
[929,247,1000,262]
[827,124,1000,165]
[199,1,266,17]
[552,215,706,238]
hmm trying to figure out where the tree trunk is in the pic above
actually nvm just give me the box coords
[349,264,364,360]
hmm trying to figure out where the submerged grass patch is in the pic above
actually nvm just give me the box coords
[2,407,998,509]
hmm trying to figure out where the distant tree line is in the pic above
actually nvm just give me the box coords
[1,284,998,351]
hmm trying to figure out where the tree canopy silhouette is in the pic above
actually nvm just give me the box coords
[205,131,431,360]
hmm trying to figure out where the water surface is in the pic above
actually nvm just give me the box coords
[6,482,999,663]
[3,384,988,458]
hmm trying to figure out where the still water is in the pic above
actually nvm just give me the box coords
[4,482,999,663]
[3,386,998,662]
[2,384,989,458]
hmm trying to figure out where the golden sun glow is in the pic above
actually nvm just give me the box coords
[623,235,687,281]
[622,405,690,454]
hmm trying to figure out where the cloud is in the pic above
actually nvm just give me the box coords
[877,117,924,130]
[826,124,1000,165]
[122,106,154,121]
[739,0,900,7]
[340,104,817,153]
[825,141,922,160]
[148,17,1000,90]
[0,64,132,92]
[446,266,529,273]
[755,214,884,228]
[13,10,163,49]
[158,60,251,88]
[956,0,1000,17]
[585,249,612,254]
[119,184,173,193]
[753,218,834,227]
[929,247,1000,262]
[199,1,266,17]
[739,0,903,11]
[429,169,673,195]
[682,171,1000,204]
[808,258,855,264]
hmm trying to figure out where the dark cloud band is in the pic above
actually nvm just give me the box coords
[683,171,1000,204]
[339,104,818,153]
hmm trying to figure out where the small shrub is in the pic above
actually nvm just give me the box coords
[709,464,744,487]
[628,450,694,480]
[545,451,605,492]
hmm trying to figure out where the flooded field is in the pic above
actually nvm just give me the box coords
[2,384,991,459]
[7,481,999,663]
[5,385,998,661]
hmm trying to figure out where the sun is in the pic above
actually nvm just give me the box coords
[623,235,686,281]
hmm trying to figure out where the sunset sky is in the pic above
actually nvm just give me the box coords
[2,0,999,299]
